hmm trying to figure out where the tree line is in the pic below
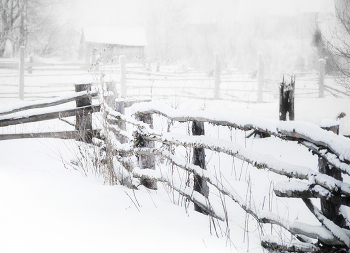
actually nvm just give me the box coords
[0,0,77,58]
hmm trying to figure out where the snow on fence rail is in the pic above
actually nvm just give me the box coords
[100,97,350,251]
[0,83,100,141]
[2,83,350,251]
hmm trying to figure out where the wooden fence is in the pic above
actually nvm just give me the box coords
[0,57,92,100]
[105,94,350,251]
[119,55,350,102]
[0,46,112,100]
[0,83,100,140]
[1,82,350,251]
[2,51,350,102]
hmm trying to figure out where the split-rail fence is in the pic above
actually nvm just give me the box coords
[1,82,350,252]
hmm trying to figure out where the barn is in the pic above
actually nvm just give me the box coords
[80,26,147,64]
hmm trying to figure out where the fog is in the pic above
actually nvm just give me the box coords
[72,0,334,26]
[65,0,334,72]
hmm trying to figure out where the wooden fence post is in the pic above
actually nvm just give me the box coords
[92,48,97,66]
[257,53,264,103]
[289,76,295,121]
[105,80,125,143]
[192,121,209,213]
[75,83,93,143]
[279,76,295,121]
[28,55,33,74]
[319,121,346,227]
[136,113,157,190]
[319,58,326,98]
[106,81,117,108]
[214,53,221,99]
[120,55,127,98]
[19,46,25,100]
[115,98,126,143]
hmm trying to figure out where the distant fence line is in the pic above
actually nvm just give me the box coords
[119,54,349,101]
[0,50,349,100]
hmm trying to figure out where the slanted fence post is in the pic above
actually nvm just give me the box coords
[19,46,25,100]
[75,83,93,143]
[192,121,209,213]
[319,58,326,98]
[257,53,264,103]
[319,121,346,227]
[214,53,221,99]
[120,55,127,98]
[279,76,295,121]
[135,113,157,190]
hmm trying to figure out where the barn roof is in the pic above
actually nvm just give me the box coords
[83,26,147,46]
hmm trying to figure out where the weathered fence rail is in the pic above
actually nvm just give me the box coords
[1,52,350,251]
[100,98,350,251]
[1,81,350,251]
[114,54,349,102]
[0,90,97,116]
[0,84,100,141]
[2,51,350,102]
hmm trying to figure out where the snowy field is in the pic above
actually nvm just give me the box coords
[0,138,234,252]
[0,66,350,253]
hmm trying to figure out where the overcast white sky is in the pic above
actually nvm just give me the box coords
[71,0,335,28]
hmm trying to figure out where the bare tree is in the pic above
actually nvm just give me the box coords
[0,0,76,58]
[322,0,350,91]
[0,0,26,56]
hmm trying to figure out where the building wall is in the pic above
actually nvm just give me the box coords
[113,45,145,60]
[84,42,145,64]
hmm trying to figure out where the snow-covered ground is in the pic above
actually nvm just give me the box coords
[0,138,236,253]
[0,67,350,252]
